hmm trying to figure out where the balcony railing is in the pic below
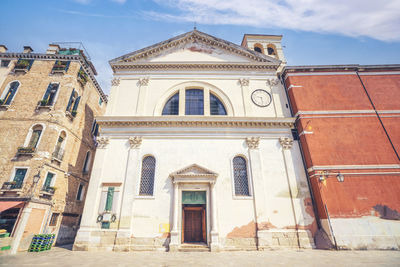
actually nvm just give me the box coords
[1,181,23,190]
[51,61,69,74]
[41,186,56,195]
[17,147,36,155]
[14,59,33,73]
[52,147,64,162]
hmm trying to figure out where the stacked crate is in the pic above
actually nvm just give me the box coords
[28,234,55,252]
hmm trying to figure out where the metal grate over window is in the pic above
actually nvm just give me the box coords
[233,156,250,196]
[139,156,156,196]
[162,93,179,115]
[185,89,204,115]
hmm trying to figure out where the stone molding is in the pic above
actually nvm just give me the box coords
[97,117,295,129]
[128,136,142,149]
[138,77,149,86]
[111,77,120,86]
[246,137,260,149]
[239,78,250,86]
[113,63,278,71]
[279,137,293,150]
[266,78,279,87]
[96,137,110,149]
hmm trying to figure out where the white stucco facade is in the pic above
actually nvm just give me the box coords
[73,30,316,252]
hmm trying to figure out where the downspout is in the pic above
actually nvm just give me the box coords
[356,71,400,161]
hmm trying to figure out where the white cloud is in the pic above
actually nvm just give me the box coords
[111,0,127,3]
[147,0,400,41]
[72,0,92,4]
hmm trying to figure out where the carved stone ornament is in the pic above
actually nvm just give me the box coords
[128,136,142,149]
[111,77,120,86]
[279,137,293,150]
[246,137,260,149]
[239,78,249,86]
[266,78,279,88]
[139,77,149,86]
[96,137,110,149]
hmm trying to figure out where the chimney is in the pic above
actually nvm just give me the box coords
[23,46,33,53]
[0,45,7,53]
[46,44,60,54]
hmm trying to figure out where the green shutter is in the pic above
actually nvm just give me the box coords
[44,173,54,188]
[66,89,75,111]
[72,96,81,111]
[182,191,206,204]
[28,130,42,148]
[105,187,115,211]
[13,169,27,184]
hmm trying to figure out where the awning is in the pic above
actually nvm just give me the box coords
[0,201,24,212]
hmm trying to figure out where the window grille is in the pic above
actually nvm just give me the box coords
[139,156,156,196]
[210,93,227,115]
[162,93,179,115]
[233,156,250,196]
[185,89,204,115]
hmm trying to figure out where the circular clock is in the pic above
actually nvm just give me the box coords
[251,89,272,107]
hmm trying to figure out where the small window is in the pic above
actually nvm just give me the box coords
[77,67,88,87]
[41,83,59,106]
[0,81,20,105]
[49,213,59,226]
[162,93,179,115]
[12,168,27,189]
[1,60,10,67]
[185,89,204,115]
[267,46,276,55]
[82,151,91,174]
[210,93,227,115]
[43,172,55,190]
[52,60,70,73]
[254,47,262,53]
[28,125,43,148]
[76,183,84,201]
[99,97,103,106]
[66,89,80,117]
[233,156,250,196]
[139,156,156,196]
[14,59,34,71]
[53,131,66,161]
[91,120,99,137]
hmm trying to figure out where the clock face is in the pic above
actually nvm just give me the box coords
[251,89,272,107]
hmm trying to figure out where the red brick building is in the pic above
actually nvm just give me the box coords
[282,65,400,250]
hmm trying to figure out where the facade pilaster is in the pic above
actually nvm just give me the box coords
[210,181,220,251]
[114,136,142,251]
[136,77,149,115]
[169,182,180,251]
[239,78,253,116]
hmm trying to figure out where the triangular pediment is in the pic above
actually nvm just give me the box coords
[109,30,280,66]
[171,164,218,177]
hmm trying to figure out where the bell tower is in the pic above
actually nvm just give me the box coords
[241,34,286,65]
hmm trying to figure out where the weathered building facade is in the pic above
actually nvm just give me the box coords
[282,65,400,250]
[73,30,316,252]
[0,44,107,253]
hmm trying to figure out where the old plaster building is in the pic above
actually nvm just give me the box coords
[282,65,400,250]
[74,30,316,252]
[0,44,107,253]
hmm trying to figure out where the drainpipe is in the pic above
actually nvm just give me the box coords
[356,71,400,161]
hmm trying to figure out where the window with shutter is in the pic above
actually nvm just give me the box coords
[1,81,20,105]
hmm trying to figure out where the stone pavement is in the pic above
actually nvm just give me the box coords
[1,246,399,267]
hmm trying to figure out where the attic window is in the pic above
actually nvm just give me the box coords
[254,47,262,53]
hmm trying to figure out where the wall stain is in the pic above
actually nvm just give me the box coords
[373,204,400,220]
[226,221,256,238]
[257,222,277,230]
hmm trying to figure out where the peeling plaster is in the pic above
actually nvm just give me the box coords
[226,221,256,238]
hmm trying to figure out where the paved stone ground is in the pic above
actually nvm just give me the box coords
[1,246,399,267]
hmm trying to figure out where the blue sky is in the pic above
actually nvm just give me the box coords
[1,0,399,94]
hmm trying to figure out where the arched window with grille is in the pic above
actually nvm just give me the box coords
[233,156,250,196]
[139,156,156,196]
[162,92,179,115]
[210,92,227,115]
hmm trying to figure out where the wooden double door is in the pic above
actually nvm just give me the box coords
[182,205,206,243]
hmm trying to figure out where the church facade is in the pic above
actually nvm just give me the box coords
[73,30,316,252]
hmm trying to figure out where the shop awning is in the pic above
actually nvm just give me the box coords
[0,201,23,212]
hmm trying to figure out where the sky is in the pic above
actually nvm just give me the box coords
[1,0,399,94]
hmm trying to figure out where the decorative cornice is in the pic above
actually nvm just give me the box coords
[279,137,293,150]
[0,52,107,103]
[111,77,120,86]
[246,137,260,149]
[96,117,295,129]
[112,62,278,72]
[109,30,281,66]
[139,77,149,86]
[239,78,250,86]
[96,137,110,149]
[128,136,142,149]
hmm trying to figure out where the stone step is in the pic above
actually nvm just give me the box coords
[178,243,210,252]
